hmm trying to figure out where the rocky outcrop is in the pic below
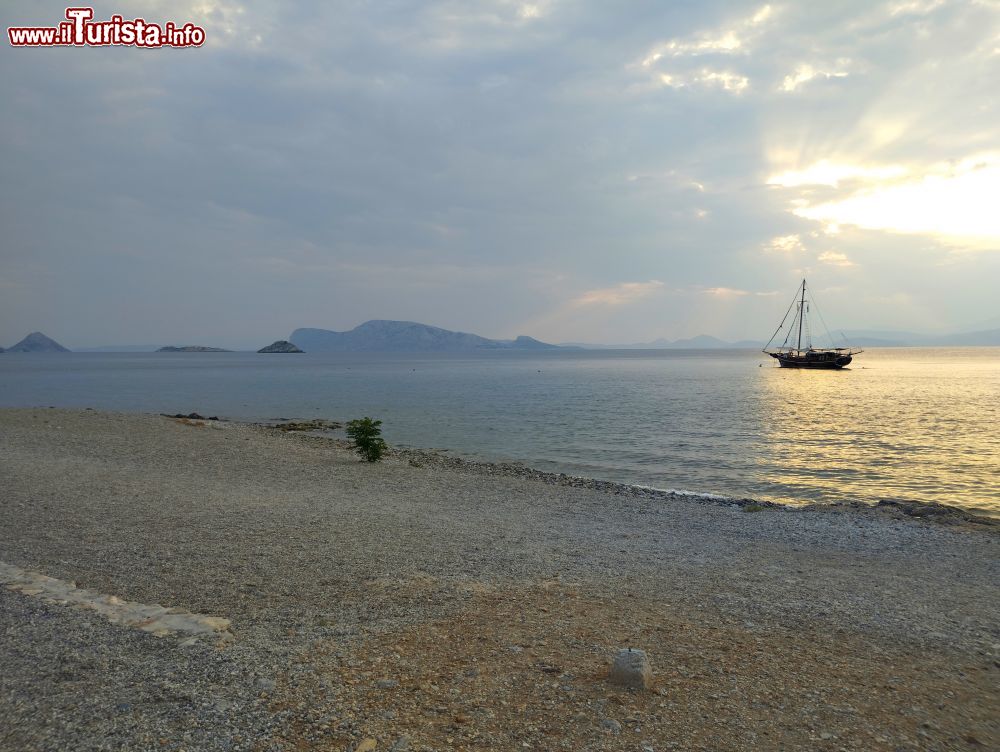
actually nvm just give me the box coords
[157,346,232,353]
[261,419,340,432]
[257,340,304,353]
[6,332,70,353]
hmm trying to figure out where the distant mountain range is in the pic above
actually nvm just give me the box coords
[839,328,1000,347]
[564,327,1000,349]
[5,323,1000,354]
[561,334,765,350]
[290,321,560,352]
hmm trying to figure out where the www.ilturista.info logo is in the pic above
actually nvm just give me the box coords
[8,7,206,48]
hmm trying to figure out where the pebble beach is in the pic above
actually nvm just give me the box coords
[1,408,998,751]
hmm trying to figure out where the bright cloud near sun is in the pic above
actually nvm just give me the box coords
[790,154,1000,248]
[780,63,851,92]
[768,160,908,188]
[817,251,856,267]
[765,234,805,253]
[634,4,771,95]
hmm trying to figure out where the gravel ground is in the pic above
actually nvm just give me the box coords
[0,408,997,751]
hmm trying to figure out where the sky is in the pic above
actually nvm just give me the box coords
[2,0,999,348]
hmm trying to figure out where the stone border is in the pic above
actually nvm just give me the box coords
[0,561,233,644]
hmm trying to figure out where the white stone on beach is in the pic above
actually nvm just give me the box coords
[608,647,652,689]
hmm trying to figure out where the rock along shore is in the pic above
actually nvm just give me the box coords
[0,408,997,751]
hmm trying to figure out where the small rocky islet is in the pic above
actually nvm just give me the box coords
[257,340,304,353]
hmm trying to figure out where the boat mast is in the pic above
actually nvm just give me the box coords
[796,279,806,353]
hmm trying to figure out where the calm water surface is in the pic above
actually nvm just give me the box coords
[1,348,997,515]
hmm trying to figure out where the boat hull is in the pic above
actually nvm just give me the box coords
[770,352,853,369]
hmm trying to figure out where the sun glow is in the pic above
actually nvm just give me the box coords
[767,153,1000,249]
[789,154,1000,246]
[768,160,907,187]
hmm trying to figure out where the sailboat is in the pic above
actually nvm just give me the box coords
[763,279,861,369]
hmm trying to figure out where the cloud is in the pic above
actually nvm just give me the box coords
[155,0,265,48]
[780,63,851,92]
[655,69,750,93]
[517,3,548,20]
[698,70,750,92]
[888,0,947,17]
[817,251,856,267]
[702,287,750,297]
[634,4,771,95]
[765,234,806,253]
[642,30,742,64]
[698,286,778,297]
[625,170,706,193]
[573,280,664,307]
[639,4,773,64]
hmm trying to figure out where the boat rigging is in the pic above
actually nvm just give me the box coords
[762,279,861,369]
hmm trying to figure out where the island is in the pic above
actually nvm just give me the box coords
[289,320,560,352]
[257,340,304,353]
[5,332,71,353]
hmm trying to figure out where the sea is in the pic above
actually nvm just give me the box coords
[1,348,998,516]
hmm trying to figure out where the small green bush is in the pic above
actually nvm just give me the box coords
[742,503,766,513]
[346,417,387,462]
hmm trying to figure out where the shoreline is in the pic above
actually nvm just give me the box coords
[1,407,998,750]
[167,409,1000,526]
[385,443,1000,529]
[243,414,1000,529]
